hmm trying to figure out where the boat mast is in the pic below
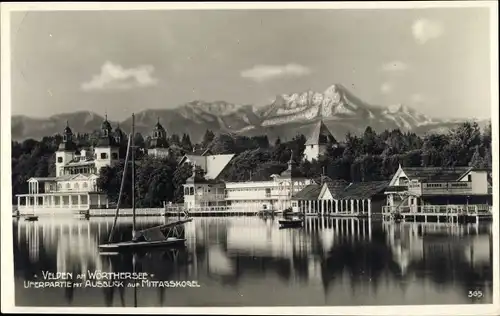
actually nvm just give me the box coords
[107,136,132,243]
[132,113,136,239]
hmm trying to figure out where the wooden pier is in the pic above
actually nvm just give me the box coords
[381,204,492,223]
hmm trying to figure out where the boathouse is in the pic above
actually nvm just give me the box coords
[291,179,389,217]
[180,153,234,209]
[383,165,492,215]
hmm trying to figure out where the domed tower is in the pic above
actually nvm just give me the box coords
[147,118,170,158]
[56,121,77,177]
[94,115,119,173]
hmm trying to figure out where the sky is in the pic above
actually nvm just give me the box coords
[9,7,492,121]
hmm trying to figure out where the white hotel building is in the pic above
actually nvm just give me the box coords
[180,154,314,211]
[15,118,122,215]
[224,159,314,211]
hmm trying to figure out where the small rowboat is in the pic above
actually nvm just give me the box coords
[24,215,39,221]
[278,218,303,228]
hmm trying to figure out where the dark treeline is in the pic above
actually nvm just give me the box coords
[11,121,492,207]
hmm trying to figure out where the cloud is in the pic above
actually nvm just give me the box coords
[381,60,409,72]
[240,63,311,82]
[381,82,394,94]
[411,93,424,103]
[412,18,444,44]
[81,61,158,91]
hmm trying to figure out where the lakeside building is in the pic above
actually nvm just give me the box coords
[383,165,493,213]
[224,156,314,211]
[179,153,235,209]
[291,179,389,217]
[15,116,168,215]
[15,118,120,215]
[179,151,314,211]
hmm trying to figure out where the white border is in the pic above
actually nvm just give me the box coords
[1,1,499,315]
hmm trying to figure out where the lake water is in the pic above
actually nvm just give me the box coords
[12,216,493,307]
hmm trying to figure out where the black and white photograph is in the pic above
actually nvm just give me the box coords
[1,2,499,314]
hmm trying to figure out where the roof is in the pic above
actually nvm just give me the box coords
[191,148,212,156]
[339,181,390,199]
[153,118,166,132]
[55,174,98,181]
[325,179,351,196]
[385,185,409,192]
[27,174,97,183]
[305,120,337,146]
[66,160,96,167]
[401,166,473,182]
[292,184,322,200]
[95,135,119,148]
[58,140,78,152]
[205,154,235,179]
[101,118,112,132]
[27,177,57,182]
[64,124,72,135]
[180,154,235,180]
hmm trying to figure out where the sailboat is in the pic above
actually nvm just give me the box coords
[99,114,192,252]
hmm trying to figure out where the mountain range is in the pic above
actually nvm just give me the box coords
[11,84,489,143]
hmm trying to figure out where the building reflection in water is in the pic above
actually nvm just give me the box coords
[13,215,493,307]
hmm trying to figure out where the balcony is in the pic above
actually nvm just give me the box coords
[397,181,473,196]
[421,181,472,196]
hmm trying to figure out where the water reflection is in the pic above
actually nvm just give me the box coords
[13,216,493,306]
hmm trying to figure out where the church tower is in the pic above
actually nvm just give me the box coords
[303,120,338,162]
[55,121,77,177]
[94,115,120,173]
[147,118,170,158]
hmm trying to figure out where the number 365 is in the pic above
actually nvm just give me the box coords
[468,290,483,298]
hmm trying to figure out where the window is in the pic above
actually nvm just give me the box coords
[57,157,63,163]
[100,153,108,159]
[83,182,88,188]
[467,175,472,182]
[66,183,70,189]
[57,184,62,190]
[111,153,118,160]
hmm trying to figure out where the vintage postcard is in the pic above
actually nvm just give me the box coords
[1,1,499,315]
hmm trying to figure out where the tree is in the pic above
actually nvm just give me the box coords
[202,130,215,147]
[469,146,488,168]
[274,136,282,147]
[170,134,181,146]
[210,133,235,154]
[181,134,193,152]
